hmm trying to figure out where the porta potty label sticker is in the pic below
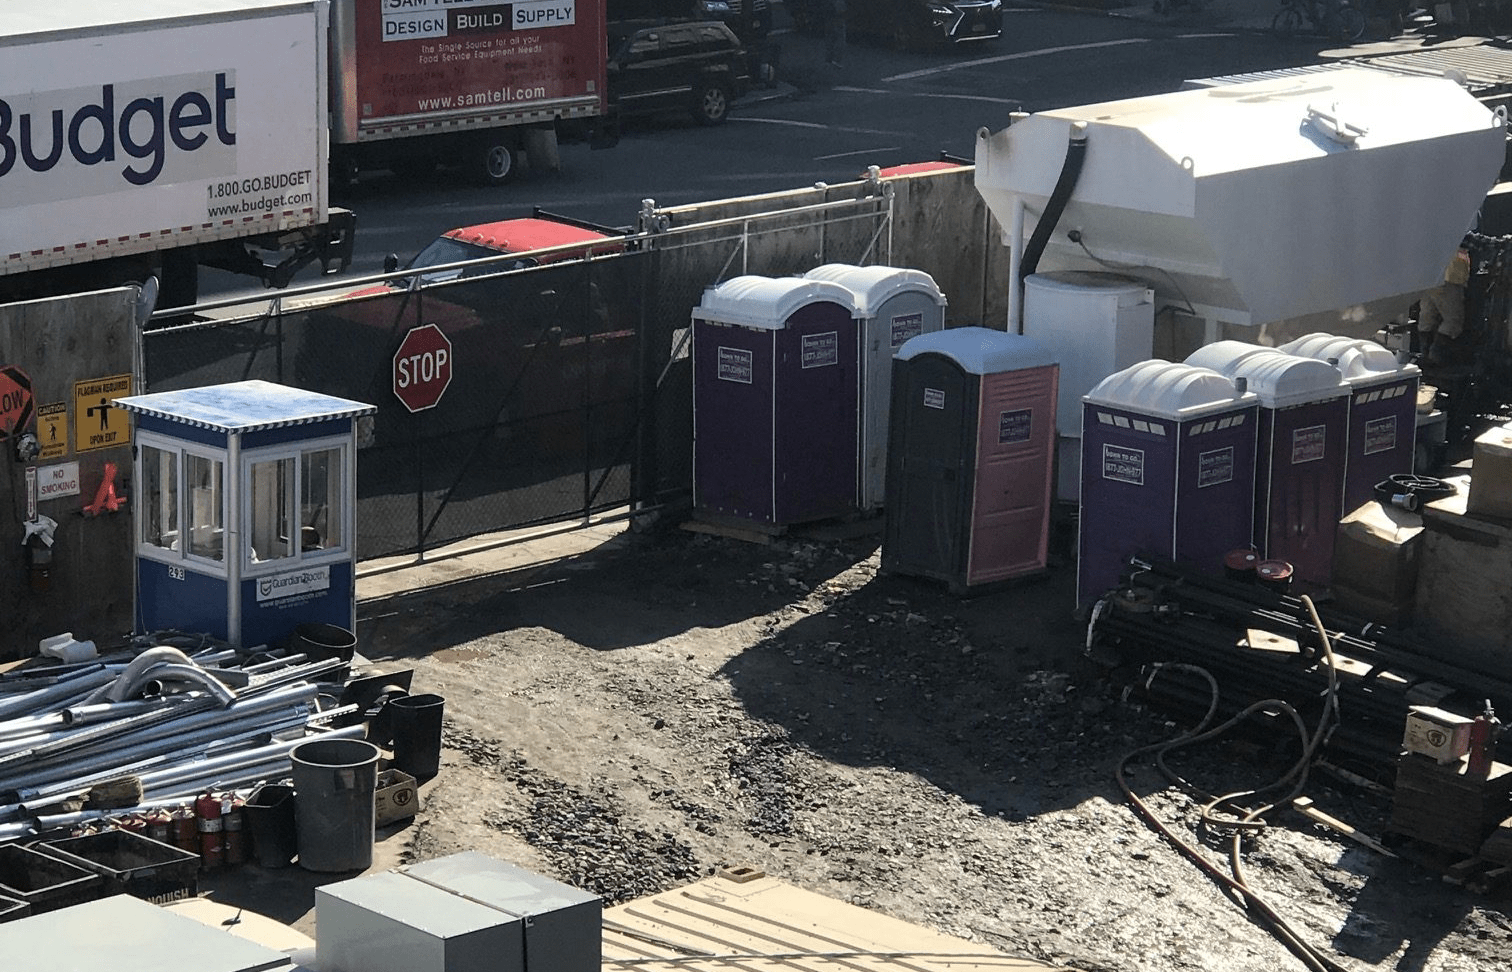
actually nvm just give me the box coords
[257,564,331,603]
[1363,415,1397,456]
[998,409,1032,444]
[1103,444,1144,486]
[923,388,946,409]
[73,375,132,453]
[1197,446,1234,488]
[716,347,753,384]
[890,313,924,349]
[1291,425,1326,464]
[801,332,839,369]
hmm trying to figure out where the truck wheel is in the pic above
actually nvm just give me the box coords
[692,84,730,126]
[476,139,522,186]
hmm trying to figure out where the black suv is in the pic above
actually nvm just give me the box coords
[607,20,753,126]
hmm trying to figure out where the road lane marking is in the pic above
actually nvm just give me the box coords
[815,146,903,161]
[835,86,1024,105]
[883,38,1150,82]
[731,118,904,136]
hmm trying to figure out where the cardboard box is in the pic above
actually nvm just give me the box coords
[1403,705,1474,764]
[1415,475,1512,678]
[1468,423,1512,521]
[1333,500,1422,603]
[375,769,419,827]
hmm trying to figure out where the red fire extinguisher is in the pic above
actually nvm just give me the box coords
[194,791,224,868]
[145,808,172,845]
[1468,701,1501,779]
[171,805,198,855]
[221,793,247,866]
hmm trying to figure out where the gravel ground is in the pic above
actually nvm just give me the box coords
[352,526,1512,972]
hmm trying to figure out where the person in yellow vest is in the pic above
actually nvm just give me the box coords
[1418,244,1471,365]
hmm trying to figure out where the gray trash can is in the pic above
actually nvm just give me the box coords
[291,738,380,872]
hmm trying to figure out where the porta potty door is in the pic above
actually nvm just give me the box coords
[967,365,1058,585]
[693,322,777,522]
[882,354,976,582]
[1278,334,1420,512]
[773,304,861,525]
[1257,400,1348,587]
[1079,406,1179,605]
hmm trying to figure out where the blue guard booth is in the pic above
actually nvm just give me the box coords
[114,380,375,648]
[692,275,862,528]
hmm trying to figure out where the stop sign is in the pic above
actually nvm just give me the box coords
[393,324,453,413]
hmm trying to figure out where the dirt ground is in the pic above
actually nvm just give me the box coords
[212,522,1512,972]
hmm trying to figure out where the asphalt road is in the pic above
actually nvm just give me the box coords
[206,4,1354,299]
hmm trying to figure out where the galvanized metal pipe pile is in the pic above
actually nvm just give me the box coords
[0,634,361,843]
[1086,555,1512,781]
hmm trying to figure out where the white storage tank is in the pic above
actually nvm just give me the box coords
[1022,271,1154,501]
[803,264,948,511]
[976,69,1505,333]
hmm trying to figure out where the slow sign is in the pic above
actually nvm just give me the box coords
[0,365,34,440]
[393,323,453,413]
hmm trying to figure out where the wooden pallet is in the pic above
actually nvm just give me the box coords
[1382,832,1512,894]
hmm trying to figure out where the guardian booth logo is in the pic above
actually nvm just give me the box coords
[0,71,237,202]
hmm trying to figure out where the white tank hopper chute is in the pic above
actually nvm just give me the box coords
[975,67,1507,334]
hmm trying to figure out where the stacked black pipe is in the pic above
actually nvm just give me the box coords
[1087,555,1512,782]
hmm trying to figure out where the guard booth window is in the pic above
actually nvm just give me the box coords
[302,448,342,552]
[187,454,225,562]
[138,441,226,565]
[142,445,179,552]
[247,441,347,567]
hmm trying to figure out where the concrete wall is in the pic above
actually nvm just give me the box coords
[0,287,141,658]
[649,167,1012,329]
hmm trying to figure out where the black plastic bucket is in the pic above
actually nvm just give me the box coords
[291,738,379,873]
[245,782,298,869]
[292,623,357,680]
[389,693,445,783]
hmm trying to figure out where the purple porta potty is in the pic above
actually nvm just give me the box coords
[804,264,947,512]
[1186,343,1349,590]
[1078,360,1258,609]
[692,276,863,529]
[1279,333,1420,513]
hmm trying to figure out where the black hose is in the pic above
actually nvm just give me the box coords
[1115,596,1352,972]
[1018,123,1087,283]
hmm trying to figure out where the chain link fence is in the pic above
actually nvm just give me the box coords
[140,176,988,563]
